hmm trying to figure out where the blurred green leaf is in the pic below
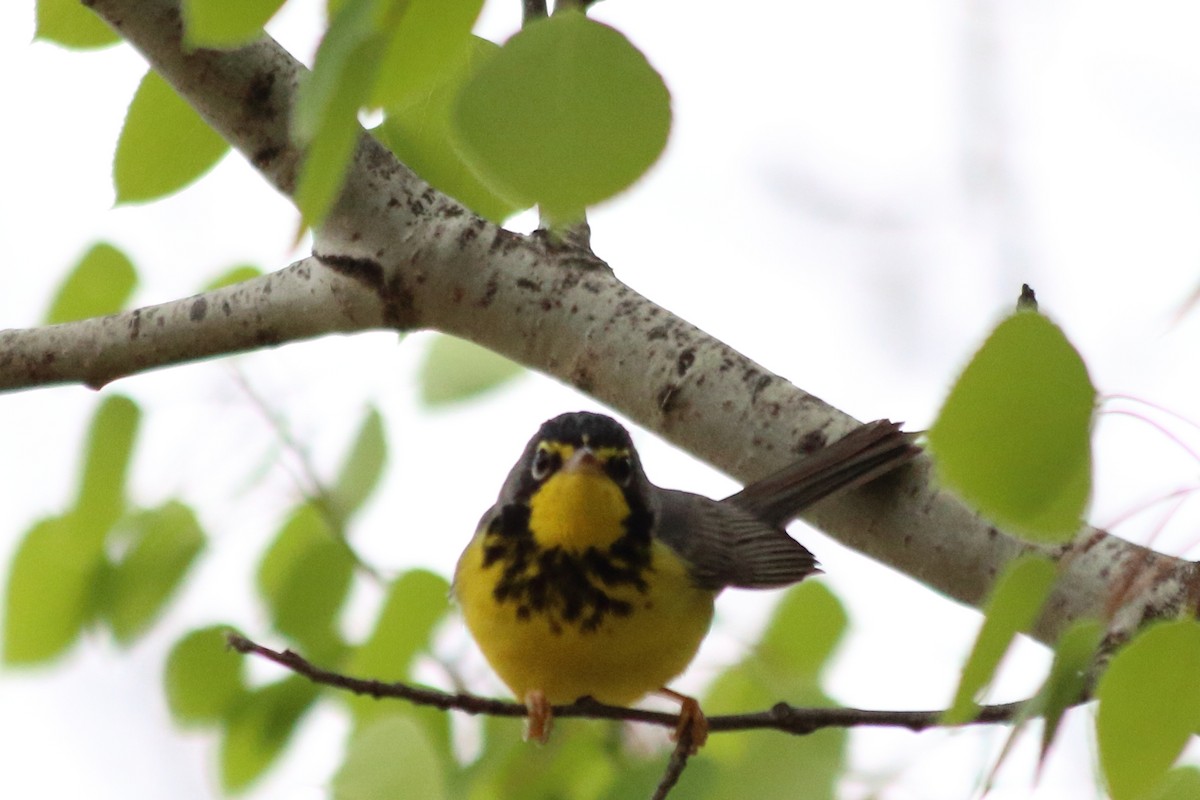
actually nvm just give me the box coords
[328,407,387,521]
[348,570,449,679]
[114,70,230,204]
[74,395,140,546]
[45,242,138,324]
[182,0,285,48]
[463,719,616,800]
[1097,619,1200,800]
[203,264,263,291]
[418,335,522,406]
[929,309,1096,542]
[1147,768,1200,800]
[333,715,446,800]
[257,503,354,658]
[220,676,318,791]
[102,501,206,643]
[981,617,1104,787]
[701,582,848,800]
[370,0,484,109]
[293,0,407,229]
[1035,618,1103,767]
[36,0,120,49]
[375,37,522,222]
[165,625,248,725]
[452,12,671,225]
[3,516,102,664]
[944,554,1057,724]
[756,579,848,687]
[346,570,450,736]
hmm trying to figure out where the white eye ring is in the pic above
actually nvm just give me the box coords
[531,447,558,481]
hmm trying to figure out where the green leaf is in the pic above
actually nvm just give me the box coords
[102,501,206,643]
[418,335,522,406]
[1147,768,1200,800]
[756,579,848,687]
[182,0,285,48]
[375,37,522,222]
[114,70,230,204]
[452,12,671,225]
[346,570,450,727]
[462,720,616,800]
[74,395,140,546]
[929,310,1096,542]
[1097,619,1200,800]
[45,242,138,324]
[1035,618,1104,767]
[3,516,103,664]
[333,715,446,800]
[943,555,1057,724]
[36,0,121,49]
[165,625,248,725]
[203,264,263,291]
[700,582,849,800]
[293,0,406,229]
[370,0,484,109]
[328,407,387,522]
[981,617,1104,789]
[256,503,355,658]
[220,677,318,791]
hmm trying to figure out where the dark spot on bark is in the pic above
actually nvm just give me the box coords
[252,145,283,170]
[647,325,668,341]
[657,383,681,413]
[796,429,827,454]
[129,309,142,338]
[245,71,276,118]
[572,366,595,393]
[384,272,415,328]
[315,251,385,292]
[479,275,499,308]
[676,347,695,376]
[517,278,540,291]
[190,298,208,322]
[750,373,772,403]
[457,222,481,249]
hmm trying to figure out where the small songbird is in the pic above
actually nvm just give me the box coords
[453,412,917,748]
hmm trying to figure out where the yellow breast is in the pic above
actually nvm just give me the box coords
[454,534,715,706]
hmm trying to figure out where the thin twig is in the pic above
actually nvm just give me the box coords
[651,728,696,800]
[227,633,1033,735]
[230,368,385,582]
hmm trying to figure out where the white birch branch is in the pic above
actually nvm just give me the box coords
[2,0,1194,650]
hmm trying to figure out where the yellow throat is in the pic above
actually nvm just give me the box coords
[526,444,630,550]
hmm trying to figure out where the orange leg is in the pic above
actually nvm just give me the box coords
[659,687,708,752]
[524,689,553,744]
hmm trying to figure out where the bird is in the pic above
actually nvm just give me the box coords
[453,411,918,750]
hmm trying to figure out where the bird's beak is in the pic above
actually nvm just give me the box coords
[562,447,603,475]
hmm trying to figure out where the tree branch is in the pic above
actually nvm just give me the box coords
[227,632,1030,735]
[2,0,1191,650]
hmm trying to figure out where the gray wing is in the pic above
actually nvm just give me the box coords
[654,420,918,591]
[654,489,818,591]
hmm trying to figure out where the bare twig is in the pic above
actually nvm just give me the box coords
[227,632,1032,736]
[651,730,696,800]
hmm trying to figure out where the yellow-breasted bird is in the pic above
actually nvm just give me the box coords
[453,412,918,748]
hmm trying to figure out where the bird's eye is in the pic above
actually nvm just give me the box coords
[606,454,633,486]
[531,447,559,481]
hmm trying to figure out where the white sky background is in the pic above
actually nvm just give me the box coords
[3,0,1200,798]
